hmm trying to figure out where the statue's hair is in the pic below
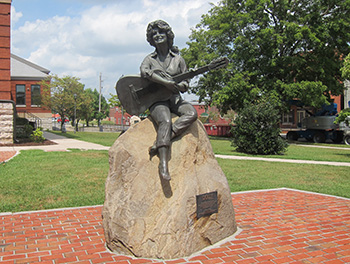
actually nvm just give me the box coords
[146,20,178,53]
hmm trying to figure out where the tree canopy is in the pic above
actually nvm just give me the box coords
[182,0,350,113]
[88,88,109,126]
[108,93,122,108]
[40,75,85,131]
[40,75,109,131]
[341,53,350,80]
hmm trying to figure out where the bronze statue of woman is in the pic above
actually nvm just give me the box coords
[140,20,197,181]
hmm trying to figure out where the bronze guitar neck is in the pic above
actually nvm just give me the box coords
[172,65,210,83]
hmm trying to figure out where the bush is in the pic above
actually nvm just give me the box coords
[15,117,36,139]
[30,128,45,143]
[231,100,288,155]
[101,120,116,125]
[335,108,350,125]
[16,116,29,125]
[16,124,34,139]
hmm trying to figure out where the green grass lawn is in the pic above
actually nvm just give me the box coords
[1,131,349,213]
[210,136,350,162]
[0,149,109,212]
[218,159,350,198]
[49,130,120,146]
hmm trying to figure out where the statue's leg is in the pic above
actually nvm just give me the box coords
[171,101,198,138]
[149,101,172,148]
[149,102,172,180]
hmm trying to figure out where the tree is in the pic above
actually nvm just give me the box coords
[76,89,94,128]
[89,89,109,126]
[182,0,350,113]
[341,53,350,80]
[337,53,350,124]
[40,75,85,132]
[108,93,121,107]
[80,89,97,127]
[63,79,86,130]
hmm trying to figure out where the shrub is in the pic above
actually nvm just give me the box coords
[30,128,45,143]
[101,120,116,125]
[15,117,37,139]
[16,116,29,125]
[231,100,288,155]
[16,124,34,139]
[334,108,350,125]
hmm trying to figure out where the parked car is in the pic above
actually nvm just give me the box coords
[57,118,69,123]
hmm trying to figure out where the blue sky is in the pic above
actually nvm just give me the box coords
[11,0,219,100]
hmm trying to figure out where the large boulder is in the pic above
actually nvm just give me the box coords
[102,117,237,259]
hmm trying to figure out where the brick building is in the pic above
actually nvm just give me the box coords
[10,53,51,128]
[0,0,51,144]
[109,106,132,126]
[280,92,349,131]
[0,0,13,144]
[0,0,11,100]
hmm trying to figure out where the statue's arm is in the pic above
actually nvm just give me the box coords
[140,56,154,79]
[140,56,178,92]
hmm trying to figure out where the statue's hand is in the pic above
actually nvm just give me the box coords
[164,80,179,93]
[174,82,187,92]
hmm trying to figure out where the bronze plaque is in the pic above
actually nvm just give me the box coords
[196,191,218,219]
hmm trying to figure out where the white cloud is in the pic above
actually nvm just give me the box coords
[10,6,23,25]
[11,0,219,98]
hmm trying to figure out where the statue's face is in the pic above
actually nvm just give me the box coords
[152,28,167,46]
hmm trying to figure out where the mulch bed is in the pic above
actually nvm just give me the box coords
[0,139,57,147]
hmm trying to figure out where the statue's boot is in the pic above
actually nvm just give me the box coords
[158,146,171,181]
[159,160,171,181]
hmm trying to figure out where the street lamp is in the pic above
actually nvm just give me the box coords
[74,94,77,134]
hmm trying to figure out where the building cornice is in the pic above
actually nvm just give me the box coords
[0,0,11,4]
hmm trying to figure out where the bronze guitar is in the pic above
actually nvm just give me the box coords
[115,57,228,116]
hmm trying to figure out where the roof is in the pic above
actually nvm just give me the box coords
[10,54,50,80]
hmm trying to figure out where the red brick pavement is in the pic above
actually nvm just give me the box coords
[1,188,349,264]
[0,151,17,164]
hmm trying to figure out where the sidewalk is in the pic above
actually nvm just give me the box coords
[0,131,110,152]
[215,154,350,167]
[1,188,349,263]
[1,133,349,167]
[0,132,110,164]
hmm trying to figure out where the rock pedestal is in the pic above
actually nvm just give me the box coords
[102,117,237,259]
